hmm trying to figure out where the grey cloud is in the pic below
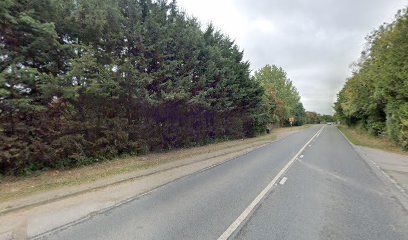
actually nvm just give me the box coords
[235,0,406,114]
[178,0,407,114]
[236,0,401,31]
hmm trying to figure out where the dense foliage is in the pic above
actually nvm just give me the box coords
[0,0,274,175]
[253,65,306,127]
[334,8,408,150]
[305,111,334,124]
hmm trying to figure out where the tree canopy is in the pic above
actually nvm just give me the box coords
[334,8,408,150]
[305,111,334,124]
[253,65,306,127]
[0,0,308,175]
[0,0,269,175]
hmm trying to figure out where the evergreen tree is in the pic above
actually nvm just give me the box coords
[0,0,272,175]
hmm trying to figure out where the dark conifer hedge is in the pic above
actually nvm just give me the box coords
[0,0,271,175]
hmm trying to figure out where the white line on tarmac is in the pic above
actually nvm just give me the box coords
[279,177,288,185]
[217,126,324,240]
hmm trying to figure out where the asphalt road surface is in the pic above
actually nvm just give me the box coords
[42,125,408,240]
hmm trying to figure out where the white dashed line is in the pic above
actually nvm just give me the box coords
[279,177,288,185]
[217,126,324,240]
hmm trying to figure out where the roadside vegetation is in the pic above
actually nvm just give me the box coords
[0,126,307,203]
[305,111,335,124]
[334,8,408,150]
[0,0,307,176]
[253,65,306,127]
[337,125,406,155]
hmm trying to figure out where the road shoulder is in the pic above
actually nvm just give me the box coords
[337,127,408,211]
[0,126,307,239]
[354,146,408,194]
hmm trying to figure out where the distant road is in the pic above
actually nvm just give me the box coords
[44,125,408,240]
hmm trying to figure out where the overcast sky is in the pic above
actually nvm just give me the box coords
[177,0,407,114]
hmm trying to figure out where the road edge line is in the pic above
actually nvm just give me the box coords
[28,144,268,239]
[1,140,277,215]
[3,126,312,216]
[29,128,312,239]
[217,126,324,240]
[336,126,408,211]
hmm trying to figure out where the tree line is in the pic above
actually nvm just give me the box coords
[305,111,334,124]
[253,65,306,127]
[0,0,306,175]
[334,8,408,150]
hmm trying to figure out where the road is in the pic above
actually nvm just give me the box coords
[42,125,408,240]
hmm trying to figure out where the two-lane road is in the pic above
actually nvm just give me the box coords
[42,125,408,240]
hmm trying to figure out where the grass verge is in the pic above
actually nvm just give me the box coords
[0,125,308,203]
[337,125,407,155]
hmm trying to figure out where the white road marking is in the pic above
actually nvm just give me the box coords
[337,127,407,196]
[316,128,323,138]
[279,177,288,185]
[217,126,324,240]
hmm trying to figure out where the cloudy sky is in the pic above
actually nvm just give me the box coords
[177,0,407,114]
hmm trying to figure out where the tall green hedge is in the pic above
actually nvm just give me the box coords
[0,0,270,175]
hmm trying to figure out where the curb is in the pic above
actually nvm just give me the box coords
[1,140,279,215]
[336,126,408,211]
[31,143,271,240]
[33,127,312,239]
